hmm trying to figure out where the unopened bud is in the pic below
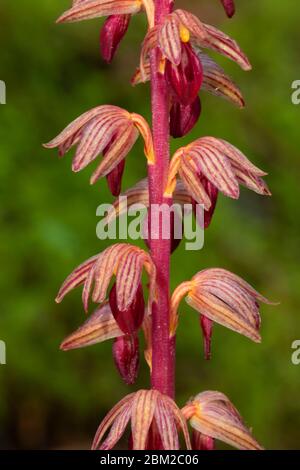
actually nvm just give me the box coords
[100,15,131,63]
[170,97,201,138]
[106,160,126,196]
[112,335,139,385]
[109,282,145,335]
[200,315,213,360]
[220,0,235,18]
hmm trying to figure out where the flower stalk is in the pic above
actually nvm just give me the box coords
[148,0,174,398]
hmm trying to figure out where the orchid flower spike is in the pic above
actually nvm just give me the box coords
[182,391,262,450]
[170,268,274,343]
[56,243,156,316]
[164,137,271,210]
[44,105,154,186]
[92,389,191,450]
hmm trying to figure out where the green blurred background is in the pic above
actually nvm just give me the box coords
[0,0,299,449]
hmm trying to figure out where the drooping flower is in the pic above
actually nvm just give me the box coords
[92,389,191,450]
[140,9,250,82]
[170,268,273,344]
[44,105,154,185]
[220,0,235,18]
[113,334,140,385]
[133,49,245,109]
[56,243,156,314]
[182,391,262,450]
[164,137,271,210]
[135,9,248,135]
[100,14,131,63]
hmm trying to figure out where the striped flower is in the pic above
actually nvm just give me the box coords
[57,0,155,28]
[44,105,154,187]
[92,389,191,450]
[170,268,273,345]
[182,391,262,450]
[135,8,248,136]
[139,9,250,81]
[164,137,271,211]
[133,49,245,110]
[56,243,156,315]
[220,0,235,18]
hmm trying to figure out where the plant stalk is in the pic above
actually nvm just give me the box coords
[149,0,175,398]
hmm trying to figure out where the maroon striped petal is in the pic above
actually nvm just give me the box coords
[200,22,251,71]
[131,390,158,449]
[56,254,99,304]
[154,396,180,450]
[196,50,245,108]
[99,403,132,450]
[158,14,182,65]
[92,393,135,450]
[60,302,122,351]
[183,391,263,450]
[57,0,142,24]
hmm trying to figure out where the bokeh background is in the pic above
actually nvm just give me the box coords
[0,0,299,450]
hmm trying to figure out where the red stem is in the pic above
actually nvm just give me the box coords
[149,0,175,398]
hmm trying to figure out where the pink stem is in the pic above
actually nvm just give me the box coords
[149,0,175,398]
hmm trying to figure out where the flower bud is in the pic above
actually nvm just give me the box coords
[200,315,213,360]
[112,335,139,385]
[106,160,125,196]
[100,15,131,63]
[170,97,201,138]
[165,42,203,105]
[109,282,145,335]
[220,0,235,18]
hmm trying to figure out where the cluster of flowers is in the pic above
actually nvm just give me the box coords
[46,0,272,450]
